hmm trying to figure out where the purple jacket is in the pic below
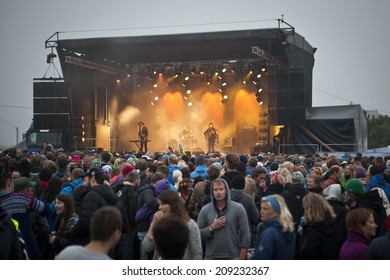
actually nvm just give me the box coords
[339,230,370,260]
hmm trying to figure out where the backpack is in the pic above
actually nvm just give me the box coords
[114,183,139,231]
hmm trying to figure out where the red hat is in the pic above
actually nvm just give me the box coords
[72,154,81,163]
[122,165,134,175]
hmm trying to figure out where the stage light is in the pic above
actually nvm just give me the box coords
[46,52,57,64]
[116,79,120,83]
[257,74,261,78]
[153,71,157,75]
[151,101,154,105]
[154,96,159,101]
[223,95,228,100]
[222,68,227,73]
[222,82,227,87]
[153,83,158,88]
[258,88,263,93]
[249,71,253,75]
[127,74,131,78]
[175,74,179,78]
[219,88,223,93]
[186,89,191,94]
[218,76,222,80]
[184,96,188,100]
[200,71,205,75]
[242,80,247,85]
[188,101,193,107]
[253,81,257,85]
[261,67,266,72]
[220,99,227,105]
[215,72,219,76]
[259,101,264,105]
[185,76,189,81]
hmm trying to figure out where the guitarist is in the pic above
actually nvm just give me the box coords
[203,122,217,153]
[138,122,149,152]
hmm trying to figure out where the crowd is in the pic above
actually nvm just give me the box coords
[0,145,390,260]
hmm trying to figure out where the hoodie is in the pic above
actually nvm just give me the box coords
[191,165,208,180]
[357,189,387,237]
[365,173,390,202]
[197,179,250,259]
[252,219,295,260]
[323,184,348,252]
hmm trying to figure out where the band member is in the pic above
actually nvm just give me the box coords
[138,122,149,152]
[203,123,217,153]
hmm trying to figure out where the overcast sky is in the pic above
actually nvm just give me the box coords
[1,0,389,146]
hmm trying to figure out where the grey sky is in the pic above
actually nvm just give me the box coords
[1,0,389,146]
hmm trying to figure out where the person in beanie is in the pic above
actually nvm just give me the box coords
[346,178,387,237]
[230,175,259,246]
[282,171,307,258]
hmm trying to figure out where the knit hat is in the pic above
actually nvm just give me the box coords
[270,162,279,172]
[72,154,81,163]
[101,164,113,176]
[122,165,134,176]
[212,162,223,170]
[291,171,304,185]
[355,166,367,179]
[155,179,171,196]
[231,175,245,190]
[345,178,365,195]
[14,177,35,192]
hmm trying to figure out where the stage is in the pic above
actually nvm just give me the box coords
[34,22,319,153]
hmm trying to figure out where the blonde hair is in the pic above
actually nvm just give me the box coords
[311,167,323,177]
[244,175,257,199]
[277,167,292,185]
[261,194,295,233]
[303,192,336,224]
[280,161,294,173]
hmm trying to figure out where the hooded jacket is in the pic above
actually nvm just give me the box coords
[230,189,259,226]
[197,179,250,259]
[71,184,118,245]
[365,173,390,201]
[301,215,339,259]
[323,184,348,251]
[253,219,295,260]
[282,183,307,230]
[191,165,208,180]
[356,189,387,237]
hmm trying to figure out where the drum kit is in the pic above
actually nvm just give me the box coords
[179,128,198,150]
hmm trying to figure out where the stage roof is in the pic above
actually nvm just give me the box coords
[54,28,315,79]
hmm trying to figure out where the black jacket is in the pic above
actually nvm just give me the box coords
[71,184,118,245]
[301,215,339,260]
[136,184,157,232]
[265,183,284,196]
[282,183,307,230]
[357,189,387,237]
[0,206,23,259]
[230,189,260,226]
